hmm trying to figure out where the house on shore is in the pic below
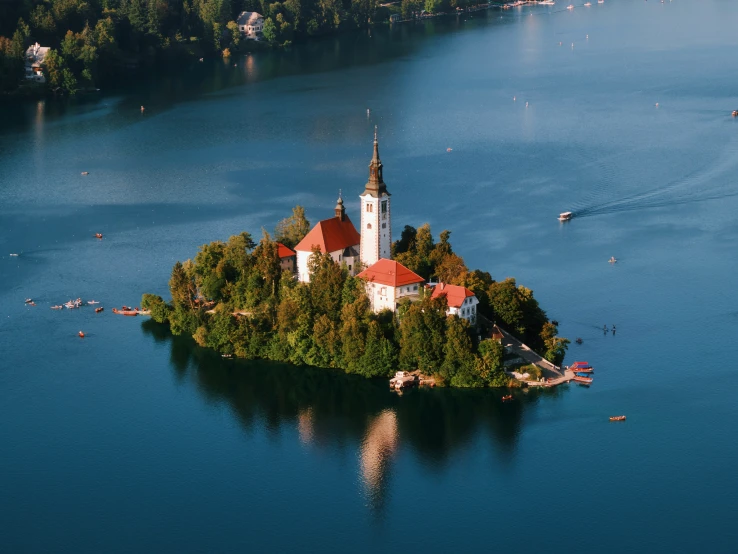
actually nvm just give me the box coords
[429,282,479,325]
[237,12,264,40]
[25,43,49,83]
[357,259,424,313]
[294,195,361,283]
[277,242,297,274]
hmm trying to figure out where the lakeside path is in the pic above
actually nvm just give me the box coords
[493,325,575,387]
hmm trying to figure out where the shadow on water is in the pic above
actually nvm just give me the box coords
[141,319,562,514]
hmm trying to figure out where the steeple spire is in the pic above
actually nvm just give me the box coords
[334,189,345,221]
[364,126,388,197]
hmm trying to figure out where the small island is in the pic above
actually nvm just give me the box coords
[143,131,569,388]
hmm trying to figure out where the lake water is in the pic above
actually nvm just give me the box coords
[3,1,738,551]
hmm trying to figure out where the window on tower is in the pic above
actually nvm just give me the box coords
[366,204,373,213]
[382,223,386,229]
[367,223,372,229]
[381,201,387,213]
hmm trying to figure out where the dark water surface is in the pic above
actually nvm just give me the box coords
[3,1,738,552]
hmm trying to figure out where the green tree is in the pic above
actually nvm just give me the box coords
[262,16,277,42]
[540,322,570,366]
[440,316,480,387]
[274,205,310,248]
[226,20,240,47]
[141,293,172,323]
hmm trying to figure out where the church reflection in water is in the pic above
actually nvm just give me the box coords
[143,321,568,513]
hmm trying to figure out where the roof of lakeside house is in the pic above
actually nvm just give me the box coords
[357,259,424,287]
[237,11,264,25]
[25,43,49,65]
[294,216,360,254]
[277,242,296,259]
[430,282,475,308]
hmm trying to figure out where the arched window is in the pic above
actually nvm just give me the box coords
[367,223,372,229]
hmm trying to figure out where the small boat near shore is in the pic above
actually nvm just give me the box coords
[609,415,626,422]
[112,307,151,316]
[501,394,513,402]
[558,211,573,221]
[573,375,593,384]
[95,307,104,313]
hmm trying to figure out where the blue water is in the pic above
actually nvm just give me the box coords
[2,1,738,551]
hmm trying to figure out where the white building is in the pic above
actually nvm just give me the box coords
[25,43,49,83]
[294,196,361,283]
[357,259,424,313]
[430,282,479,325]
[359,127,392,267]
[237,12,264,39]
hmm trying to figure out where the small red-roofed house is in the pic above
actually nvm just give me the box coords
[430,282,479,325]
[357,258,424,313]
[294,195,361,282]
[277,242,297,274]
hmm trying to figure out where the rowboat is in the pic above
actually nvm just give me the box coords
[558,211,573,221]
[574,368,593,374]
[78,331,85,338]
[609,415,626,422]
[94,233,103,239]
[501,394,513,402]
[95,307,104,313]
[51,305,63,310]
[88,300,100,305]
[573,375,593,384]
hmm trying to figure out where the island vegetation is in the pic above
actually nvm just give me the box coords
[0,0,501,96]
[141,206,569,388]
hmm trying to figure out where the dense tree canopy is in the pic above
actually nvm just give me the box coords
[143,209,568,388]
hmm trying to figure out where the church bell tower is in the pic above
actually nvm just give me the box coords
[360,127,391,267]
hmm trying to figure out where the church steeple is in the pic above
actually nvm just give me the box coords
[363,126,388,197]
[359,128,392,266]
[334,190,345,221]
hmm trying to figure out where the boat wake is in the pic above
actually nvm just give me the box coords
[572,141,738,218]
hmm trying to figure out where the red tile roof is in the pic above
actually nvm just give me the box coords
[430,283,475,308]
[357,259,424,287]
[277,242,296,259]
[294,216,360,254]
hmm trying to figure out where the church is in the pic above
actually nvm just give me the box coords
[295,127,394,283]
[296,128,474,317]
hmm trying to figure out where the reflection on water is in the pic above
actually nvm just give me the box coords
[360,409,398,511]
[142,319,569,514]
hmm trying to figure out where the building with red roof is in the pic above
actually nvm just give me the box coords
[294,196,361,282]
[277,242,297,274]
[357,258,424,313]
[429,282,479,325]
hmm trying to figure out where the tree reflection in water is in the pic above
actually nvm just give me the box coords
[142,320,567,514]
